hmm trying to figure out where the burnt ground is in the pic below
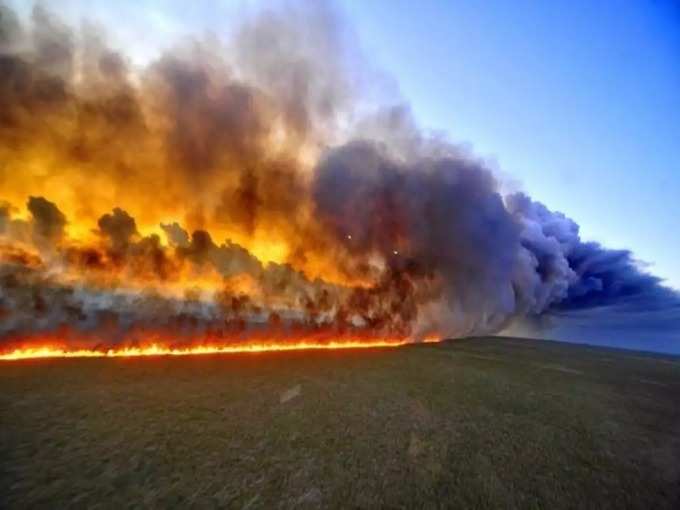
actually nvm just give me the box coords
[1,337,679,509]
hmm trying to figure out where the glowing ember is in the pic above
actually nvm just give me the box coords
[0,338,441,361]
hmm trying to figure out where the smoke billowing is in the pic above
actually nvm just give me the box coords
[0,1,677,354]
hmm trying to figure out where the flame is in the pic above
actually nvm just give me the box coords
[0,338,441,361]
[0,5,444,352]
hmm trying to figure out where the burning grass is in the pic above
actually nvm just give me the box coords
[0,338,426,361]
[1,337,679,508]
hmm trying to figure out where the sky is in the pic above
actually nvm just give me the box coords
[7,0,680,289]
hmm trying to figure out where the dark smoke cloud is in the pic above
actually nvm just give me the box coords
[507,193,680,314]
[0,1,677,352]
[312,141,680,341]
[313,140,520,335]
[504,193,680,352]
[161,222,190,248]
[558,243,676,311]
[28,196,66,243]
[98,207,138,250]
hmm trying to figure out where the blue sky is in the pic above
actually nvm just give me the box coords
[10,0,680,288]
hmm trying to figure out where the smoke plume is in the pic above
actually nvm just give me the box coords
[0,1,677,353]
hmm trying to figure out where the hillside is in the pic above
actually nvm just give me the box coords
[1,337,678,508]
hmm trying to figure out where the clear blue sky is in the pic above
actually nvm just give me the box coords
[11,0,680,288]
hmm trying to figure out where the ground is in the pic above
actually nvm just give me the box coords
[1,337,679,509]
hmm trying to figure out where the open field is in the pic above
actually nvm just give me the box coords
[1,337,679,509]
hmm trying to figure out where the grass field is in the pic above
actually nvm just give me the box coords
[1,337,679,509]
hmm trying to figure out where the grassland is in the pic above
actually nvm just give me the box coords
[1,337,679,509]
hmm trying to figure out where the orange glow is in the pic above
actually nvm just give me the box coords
[0,338,441,361]
[0,7,444,354]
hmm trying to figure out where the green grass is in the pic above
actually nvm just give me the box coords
[1,337,679,509]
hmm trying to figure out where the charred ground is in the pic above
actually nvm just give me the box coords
[1,337,679,509]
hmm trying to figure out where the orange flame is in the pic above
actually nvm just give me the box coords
[0,338,441,361]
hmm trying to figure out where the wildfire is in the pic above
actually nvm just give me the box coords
[0,5,471,352]
[0,338,441,361]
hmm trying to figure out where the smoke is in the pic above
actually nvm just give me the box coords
[313,140,520,336]
[0,1,677,352]
[27,196,67,244]
[504,194,680,352]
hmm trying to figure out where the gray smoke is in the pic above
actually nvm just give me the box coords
[312,136,680,341]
